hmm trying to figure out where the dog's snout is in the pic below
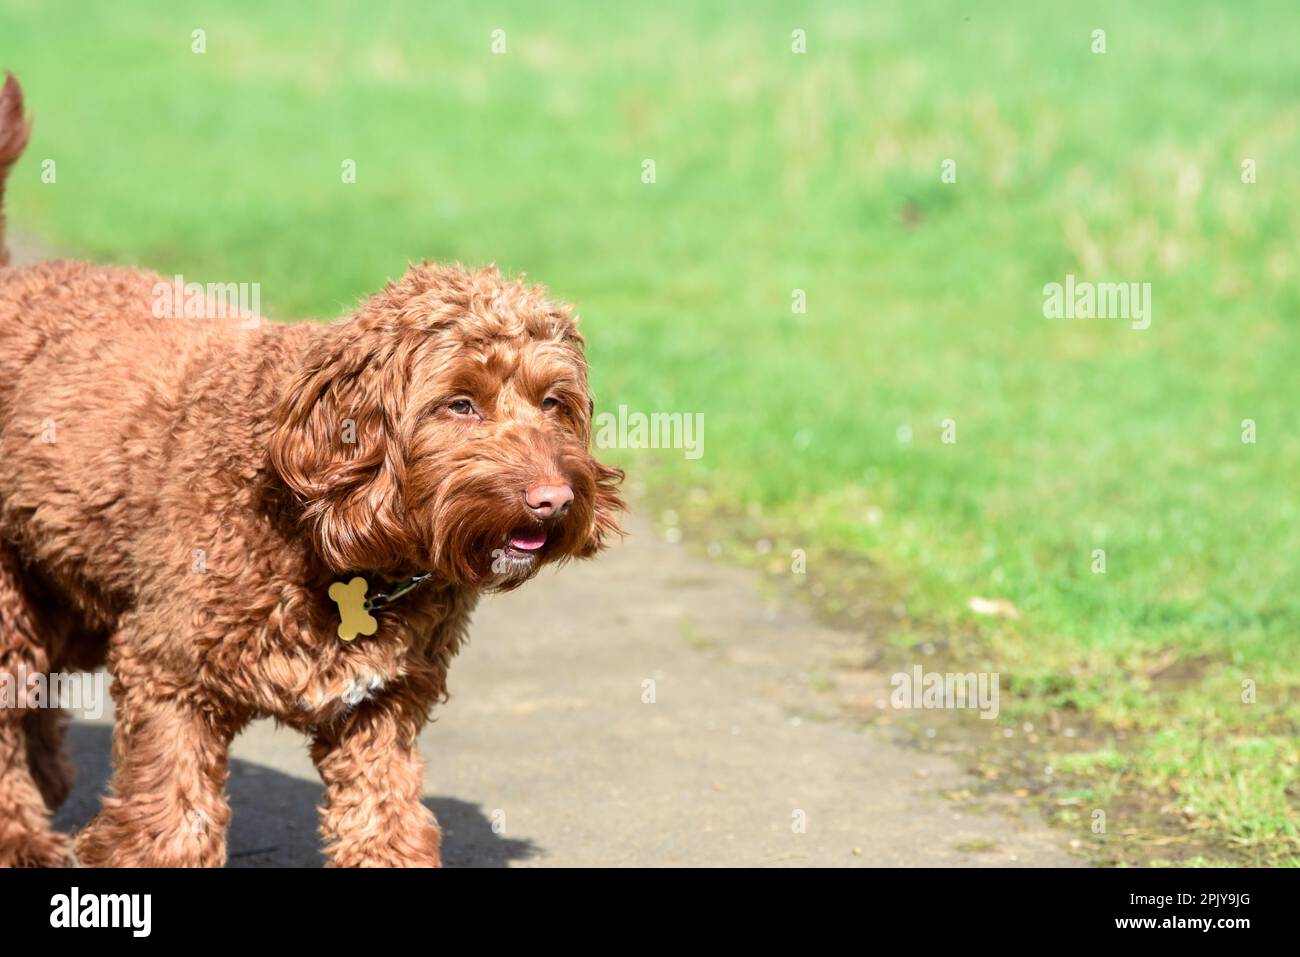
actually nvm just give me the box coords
[524,482,574,518]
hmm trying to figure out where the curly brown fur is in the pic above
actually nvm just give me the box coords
[0,73,32,268]
[0,75,623,867]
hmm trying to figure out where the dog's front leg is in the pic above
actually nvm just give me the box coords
[311,692,441,867]
[75,679,237,868]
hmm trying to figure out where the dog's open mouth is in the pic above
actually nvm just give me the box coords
[504,527,548,559]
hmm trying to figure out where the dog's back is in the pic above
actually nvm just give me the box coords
[0,258,227,613]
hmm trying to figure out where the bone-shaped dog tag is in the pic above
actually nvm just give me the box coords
[329,577,378,642]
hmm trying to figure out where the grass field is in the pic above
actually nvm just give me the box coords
[2,0,1297,863]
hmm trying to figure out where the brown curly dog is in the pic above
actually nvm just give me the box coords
[0,73,623,867]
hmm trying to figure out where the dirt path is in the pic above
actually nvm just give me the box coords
[56,515,1076,867]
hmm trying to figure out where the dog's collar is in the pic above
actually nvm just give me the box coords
[365,573,434,611]
[327,573,433,642]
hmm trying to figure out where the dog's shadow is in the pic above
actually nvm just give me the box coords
[54,723,537,868]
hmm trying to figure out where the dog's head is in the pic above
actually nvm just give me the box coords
[269,263,624,589]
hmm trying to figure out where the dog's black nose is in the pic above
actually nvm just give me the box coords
[525,483,573,519]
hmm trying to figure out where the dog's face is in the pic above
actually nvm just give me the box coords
[269,263,624,589]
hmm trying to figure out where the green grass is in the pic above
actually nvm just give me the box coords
[3,0,1297,863]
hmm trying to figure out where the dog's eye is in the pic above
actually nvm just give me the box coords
[448,399,477,417]
[541,397,560,412]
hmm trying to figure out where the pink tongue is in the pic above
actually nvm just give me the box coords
[509,529,548,551]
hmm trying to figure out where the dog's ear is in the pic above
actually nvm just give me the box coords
[579,458,625,558]
[570,386,624,558]
[268,325,413,573]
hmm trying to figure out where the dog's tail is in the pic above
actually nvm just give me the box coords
[0,72,32,268]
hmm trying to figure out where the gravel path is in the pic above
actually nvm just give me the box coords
[57,516,1074,867]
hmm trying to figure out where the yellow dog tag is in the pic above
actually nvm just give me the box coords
[328,577,378,642]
